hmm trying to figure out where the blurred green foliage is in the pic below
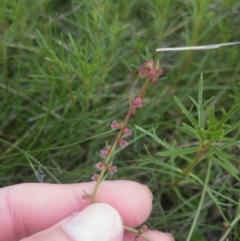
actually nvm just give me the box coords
[1,0,240,240]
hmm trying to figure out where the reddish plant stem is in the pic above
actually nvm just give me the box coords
[172,143,208,187]
[137,76,151,99]
[91,77,151,203]
[182,143,208,176]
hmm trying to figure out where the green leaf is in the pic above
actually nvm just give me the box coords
[182,231,207,241]
[216,139,240,152]
[209,145,235,163]
[181,123,199,139]
[146,156,182,174]
[208,154,240,182]
[68,33,78,54]
[212,129,224,141]
[213,103,240,132]
[207,147,239,178]
[135,126,174,150]
[195,125,206,142]
[135,126,195,163]
[202,96,215,109]
[173,96,198,126]
[36,29,51,51]
[157,146,200,156]
[189,96,198,108]
[224,119,240,135]
[198,73,204,129]
[207,107,215,131]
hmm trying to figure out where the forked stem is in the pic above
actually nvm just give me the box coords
[124,226,154,241]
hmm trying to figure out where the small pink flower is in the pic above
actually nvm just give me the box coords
[119,138,128,148]
[111,120,121,130]
[132,97,143,108]
[91,173,99,181]
[100,146,111,158]
[108,165,117,175]
[123,127,132,137]
[139,60,164,85]
[81,194,91,202]
[96,162,107,170]
[100,149,108,158]
[141,225,148,232]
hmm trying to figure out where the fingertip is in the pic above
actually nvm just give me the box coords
[124,230,174,241]
[62,203,123,241]
[96,181,153,227]
[21,203,124,241]
[145,231,174,241]
[1,181,153,240]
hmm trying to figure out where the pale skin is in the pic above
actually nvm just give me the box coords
[0,180,173,241]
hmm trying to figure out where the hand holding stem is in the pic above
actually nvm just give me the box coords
[82,60,164,241]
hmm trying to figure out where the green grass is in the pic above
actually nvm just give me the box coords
[1,0,240,240]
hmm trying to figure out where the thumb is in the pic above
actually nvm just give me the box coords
[21,203,123,241]
[63,203,123,241]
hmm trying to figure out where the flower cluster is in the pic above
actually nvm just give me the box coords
[123,126,132,137]
[89,60,163,216]
[134,224,148,241]
[140,224,148,233]
[139,60,164,85]
[111,120,121,130]
[132,97,143,108]
[83,60,165,241]
[96,162,117,174]
[91,173,99,181]
[119,138,128,148]
[91,162,117,181]
[91,121,133,182]
[111,121,132,148]
[81,192,92,202]
[100,146,111,158]
[130,96,146,116]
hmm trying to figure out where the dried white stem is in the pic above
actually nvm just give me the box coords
[156,42,240,52]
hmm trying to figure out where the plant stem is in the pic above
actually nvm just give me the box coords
[91,78,151,203]
[219,210,240,241]
[182,143,208,176]
[124,226,154,241]
[171,143,208,187]
[186,159,212,241]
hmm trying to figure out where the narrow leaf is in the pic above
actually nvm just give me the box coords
[157,146,200,156]
[207,154,239,180]
[214,104,240,132]
[173,96,198,126]
[198,73,204,129]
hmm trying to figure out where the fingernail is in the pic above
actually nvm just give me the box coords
[62,203,123,241]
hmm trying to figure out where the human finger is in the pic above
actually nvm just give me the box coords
[0,180,152,240]
[20,203,123,241]
[124,230,174,241]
